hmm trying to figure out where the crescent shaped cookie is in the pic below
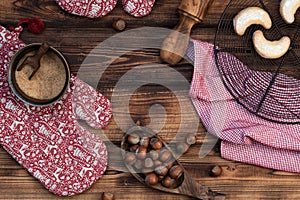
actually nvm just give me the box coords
[252,30,291,59]
[280,0,300,23]
[233,7,272,36]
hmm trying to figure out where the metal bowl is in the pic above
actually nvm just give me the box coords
[8,43,70,106]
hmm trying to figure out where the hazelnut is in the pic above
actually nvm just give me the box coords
[150,138,162,150]
[186,133,196,145]
[134,159,143,170]
[154,160,162,167]
[162,176,177,188]
[157,175,164,182]
[112,18,127,31]
[169,165,184,179]
[128,133,140,145]
[176,142,189,155]
[165,161,174,169]
[211,165,222,177]
[135,120,141,126]
[102,192,114,200]
[154,165,169,176]
[124,152,136,165]
[159,149,172,162]
[136,146,147,159]
[144,158,154,168]
[129,144,139,152]
[140,137,150,148]
[149,150,160,160]
[145,173,158,186]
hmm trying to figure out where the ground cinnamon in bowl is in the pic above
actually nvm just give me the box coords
[9,43,70,106]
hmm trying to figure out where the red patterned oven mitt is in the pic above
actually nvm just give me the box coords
[0,25,112,196]
[55,0,155,18]
[122,0,155,17]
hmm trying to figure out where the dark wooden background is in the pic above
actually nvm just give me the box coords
[1,0,300,199]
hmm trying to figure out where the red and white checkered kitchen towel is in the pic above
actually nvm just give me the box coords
[187,39,300,173]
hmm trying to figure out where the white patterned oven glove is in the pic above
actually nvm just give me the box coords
[0,25,112,196]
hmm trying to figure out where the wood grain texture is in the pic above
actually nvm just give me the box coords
[178,0,215,22]
[1,0,300,199]
[121,126,226,200]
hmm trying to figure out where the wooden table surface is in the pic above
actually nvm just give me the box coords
[1,0,300,199]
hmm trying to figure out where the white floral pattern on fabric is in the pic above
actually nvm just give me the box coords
[122,0,155,17]
[0,25,112,196]
[56,0,118,18]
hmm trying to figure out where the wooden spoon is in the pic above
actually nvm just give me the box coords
[17,42,49,80]
[121,125,226,200]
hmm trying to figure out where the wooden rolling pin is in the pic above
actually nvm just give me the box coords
[160,0,215,65]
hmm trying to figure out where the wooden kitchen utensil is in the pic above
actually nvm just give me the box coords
[160,0,215,65]
[17,42,49,80]
[121,125,225,200]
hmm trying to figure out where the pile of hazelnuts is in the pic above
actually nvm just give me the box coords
[123,131,185,189]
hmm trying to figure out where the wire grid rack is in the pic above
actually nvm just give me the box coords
[214,0,300,124]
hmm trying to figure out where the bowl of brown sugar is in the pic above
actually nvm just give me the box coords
[8,43,70,106]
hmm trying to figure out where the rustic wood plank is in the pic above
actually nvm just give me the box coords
[1,0,300,199]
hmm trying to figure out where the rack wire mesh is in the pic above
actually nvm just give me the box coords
[214,0,300,124]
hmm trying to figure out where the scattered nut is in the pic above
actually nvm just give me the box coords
[154,165,169,176]
[129,144,139,152]
[128,133,140,145]
[186,133,196,145]
[253,30,291,59]
[169,165,184,179]
[163,160,174,169]
[144,158,154,168]
[140,137,150,148]
[102,192,114,200]
[159,149,172,162]
[134,159,143,170]
[176,142,189,155]
[112,18,127,31]
[211,165,223,177]
[149,150,160,160]
[145,173,158,186]
[154,160,162,167]
[124,130,185,189]
[124,152,136,165]
[157,175,165,182]
[165,161,174,170]
[150,138,163,150]
[233,6,272,36]
[280,0,300,24]
[136,146,147,159]
[162,176,177,188]
[135,120,141,126]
